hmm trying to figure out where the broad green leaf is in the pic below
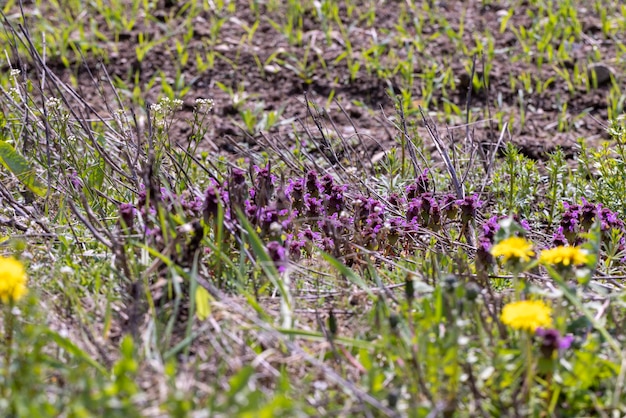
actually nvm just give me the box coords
[0,141,47,196]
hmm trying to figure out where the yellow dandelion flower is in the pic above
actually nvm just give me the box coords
[0,257,28,303]
[540,246,588,267]
[501,300,552,332]
[490,236,535,263]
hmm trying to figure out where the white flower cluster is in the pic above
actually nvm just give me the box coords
[7,87,20,101]
[195,98,214,113]
[45,97,69,122]
[45,97,62,110]
[150,97,183,128]
[150,97,183,115]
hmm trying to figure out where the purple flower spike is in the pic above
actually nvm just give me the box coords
[321,173,334,195]
[578,198,597,230]
[305,170,321,197]
[406,169,430,199]
[325,184,348,215]
[254,163,275,207]
[287,178,305,211]
[69,171,83,189]
[266,241,288,273]
[476,239,494,268]
[229,168,249,211]
[481,216,500,243]
[535,328,574,358]
[457,194,483,224]
[119,203,136,229]
[203,183,222,221]
[440,194,459,219]
[552,226,568,247]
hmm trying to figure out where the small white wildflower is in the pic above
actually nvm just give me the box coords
[171,98,183,109]
[150,102,163,113]
[10,69,20,77]
[45,97,62,110]
[151,97,183,116]
[8,87,20,101]
[195,98,214,112]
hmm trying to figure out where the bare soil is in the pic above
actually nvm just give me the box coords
[17,0,626,161]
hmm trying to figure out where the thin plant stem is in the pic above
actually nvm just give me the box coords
[524,332,534,405]
[3,302,15,397]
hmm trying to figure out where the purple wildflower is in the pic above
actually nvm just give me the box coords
[476,239,494,268]
[305,170,320,197]
[321,173,334,195]
[560,203,579,243]
[519,219,531,231]
[552,226,568,247]
[203,183,222,222]
[406,193,439,228]
[229,168,249,211]
[180,191,204,215]
[305,194,324,220]
[321,237,335,253]
[119,203,136,230]
[266,241,288,273]
[354,196,384,232]
[457,194,483,224]
[254,163,275,207]
[535,328,574,358]
[440,194,459,219]
[599,207,624,231]
[405,169,430,199]
[481,216,500,243]
[387,217,405,244]
[325,184,347,215]
[138,184,147,208]
[288,238,305,261]
[386,193,405,209]
[287,178,305,212]
[258,206,280,235]
[69,171,83,189]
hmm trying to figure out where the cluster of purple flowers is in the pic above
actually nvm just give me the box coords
[116,183,206,244]
[556,198,625,247]
[117,165,487,274]
[535,327,573,358]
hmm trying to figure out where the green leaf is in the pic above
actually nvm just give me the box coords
[237,213,286,297]
[44,329,107,375]
[227,366,255,399]
[277,328,377,350]
[195,286,211,321]
[0,141,47,196]
[320,251,374,298]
